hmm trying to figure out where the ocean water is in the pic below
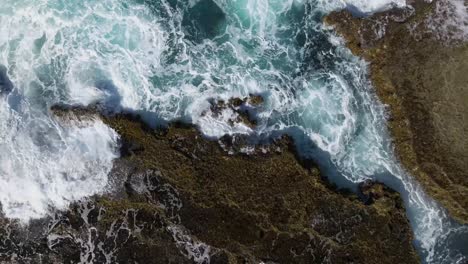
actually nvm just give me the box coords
[0,0,466,263]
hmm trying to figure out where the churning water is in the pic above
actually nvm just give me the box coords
[0,0,466,263]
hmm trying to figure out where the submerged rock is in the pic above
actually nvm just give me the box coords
[182,0,227,42]
[0,65,13,94]
[325,0,468,224]
[206,95,264,128]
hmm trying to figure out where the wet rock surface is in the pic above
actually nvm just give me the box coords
[325,0,468,224]
[0,65,13,94]
[206,95,264,128]
[0,106,419,263]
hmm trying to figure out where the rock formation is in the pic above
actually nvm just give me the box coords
[325,0,468,224]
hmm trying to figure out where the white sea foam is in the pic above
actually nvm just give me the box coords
[318,0,407,14]
[0,0,466,263]
[426,0,468,41]
[0,0,173,221]
[169,225,212,264]
[0,98,119,220]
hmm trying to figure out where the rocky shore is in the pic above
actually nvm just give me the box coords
[324,0,468,224]
[0,106,419,263]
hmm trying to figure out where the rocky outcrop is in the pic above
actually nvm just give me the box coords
[0,65,13,94]
[324,0,468,224]
[102,112,419,263]
[206,95,264,128]
[0,106,419,263]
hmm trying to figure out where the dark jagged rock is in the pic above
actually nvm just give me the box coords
[98,111,419,263]
[0,174,192,263]
[0,65,13,94]
[0,106,419,263]
[325,0,468,224]
[206,95,264,128]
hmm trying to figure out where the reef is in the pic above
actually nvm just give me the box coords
[0,105,419,263]
[324,0,468,224]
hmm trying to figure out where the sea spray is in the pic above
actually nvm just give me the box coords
[0,0,465,263]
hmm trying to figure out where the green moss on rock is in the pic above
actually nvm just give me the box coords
[325,0,468,224]
[96,111,419,263]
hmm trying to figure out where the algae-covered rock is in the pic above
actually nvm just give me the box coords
[98,110,419,263]
[0,106,418,263]
[325,0,468,224]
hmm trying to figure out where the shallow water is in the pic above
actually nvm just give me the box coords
[0,0,466,263]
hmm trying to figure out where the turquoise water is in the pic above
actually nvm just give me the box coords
[0,0,466,263]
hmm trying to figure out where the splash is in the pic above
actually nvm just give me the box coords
[0,0,124,220]
[0,0,466,263]
[319,0,407,14]
[427,0,468,41]
[0,97,119,220]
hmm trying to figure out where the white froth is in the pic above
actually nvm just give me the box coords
[169,225,212,264]
[318,0,407,13]
[0,100,119,220]
[426,0,468,41]
[0,0,466,263]
[0,0,147,220]
[0,0,167,109]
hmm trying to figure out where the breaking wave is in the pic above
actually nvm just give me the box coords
[0,0,465,263]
